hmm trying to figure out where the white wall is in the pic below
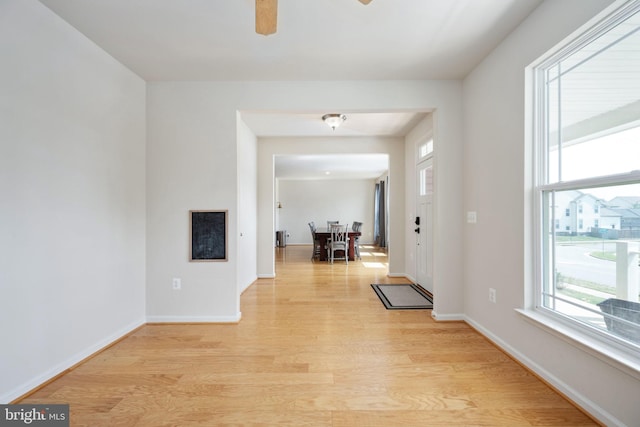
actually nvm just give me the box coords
[0,0,146,402]
[237,115,258,295]
[462,0,639,425]
[277,179,377,245]
[146,83,240,322]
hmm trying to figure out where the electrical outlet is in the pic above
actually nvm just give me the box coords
[172,278,181,290]
[489,288,496,303]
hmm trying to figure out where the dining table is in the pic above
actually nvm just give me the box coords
[313,227,361,261]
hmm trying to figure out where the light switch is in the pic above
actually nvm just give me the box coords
[467,211,477,223]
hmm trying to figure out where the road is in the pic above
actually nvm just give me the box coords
[555,241,617,289]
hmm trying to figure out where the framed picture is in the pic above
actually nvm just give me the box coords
[190,210,227,262]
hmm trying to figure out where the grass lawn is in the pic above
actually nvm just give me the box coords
[590,251,617,261]
[558,288,607,305]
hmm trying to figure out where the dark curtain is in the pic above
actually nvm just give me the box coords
[374,180,386,248]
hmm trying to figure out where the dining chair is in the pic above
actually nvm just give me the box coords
[326,220,339,229]
[351,221,363,260]
[327,223,349,264]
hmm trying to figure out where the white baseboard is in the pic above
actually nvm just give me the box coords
[146,313,241,323]
[1,318,145,404]
[431,311,465,321]
[464,315,620,427]
[257,274,275,279]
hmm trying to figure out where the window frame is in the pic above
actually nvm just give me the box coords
[525,0,640,376]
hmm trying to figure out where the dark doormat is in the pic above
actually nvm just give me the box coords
[371,283,433,310]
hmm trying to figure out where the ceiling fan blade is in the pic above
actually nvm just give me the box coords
[256,0,277,36]
[358,0,373,4]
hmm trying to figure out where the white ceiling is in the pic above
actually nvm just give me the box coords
[37,0,543,179]
[38,0,543,82]
[241,111,429,138]
[245,111,426,180]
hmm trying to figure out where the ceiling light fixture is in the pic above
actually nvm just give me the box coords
[322,114,346,130]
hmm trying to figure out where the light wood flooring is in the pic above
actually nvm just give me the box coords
[19,244,599,426]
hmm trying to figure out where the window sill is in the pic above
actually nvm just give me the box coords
[516,308,640,380]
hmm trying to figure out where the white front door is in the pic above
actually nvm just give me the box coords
[416,158,433,293]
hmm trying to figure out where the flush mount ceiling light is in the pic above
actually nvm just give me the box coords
[322,114,347,130]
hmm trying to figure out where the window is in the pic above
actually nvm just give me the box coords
[533,1,640,353]
[418,138,433,160]
[419,167,427,196]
